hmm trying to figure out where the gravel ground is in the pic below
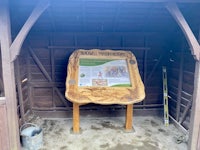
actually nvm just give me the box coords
[21,115,188,150]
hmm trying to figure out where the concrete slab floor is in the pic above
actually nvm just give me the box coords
[22,115,187,150]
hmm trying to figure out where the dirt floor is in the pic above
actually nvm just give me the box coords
[21,115,188,150]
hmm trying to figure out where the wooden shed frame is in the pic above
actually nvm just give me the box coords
[0,0,200,149]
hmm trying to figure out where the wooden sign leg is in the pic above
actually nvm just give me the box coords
[73,103,80,133]
[125,104,133,131]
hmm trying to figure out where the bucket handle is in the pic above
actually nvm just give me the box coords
[20,123,39,133]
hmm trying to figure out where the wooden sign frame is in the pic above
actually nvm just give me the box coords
[66,49,145,105]
[65,49,145,133]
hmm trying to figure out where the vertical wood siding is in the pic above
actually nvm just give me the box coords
[20,32,168,112]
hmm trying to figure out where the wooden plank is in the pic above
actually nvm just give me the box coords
[15,58,25,124]
[176,48,184,121]
[10,0,50,61]
[48,46,150,51]
[125,104,133,131]
[73,103,80,133]
[188,62,200,150]
[166,3,200,61]
[32,96,53,108]
[29,82,64,87]
[0,1,20,149]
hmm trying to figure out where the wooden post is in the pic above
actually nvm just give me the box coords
[125,104,133,131]
[73,103,80,133]
[0,1,20,149]
[188,62,200,150]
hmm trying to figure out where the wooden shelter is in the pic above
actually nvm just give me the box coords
[0,0,200,149]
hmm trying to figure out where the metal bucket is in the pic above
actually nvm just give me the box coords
[20,123,43,150]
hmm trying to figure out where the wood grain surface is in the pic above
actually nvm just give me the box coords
[65,49,145,105]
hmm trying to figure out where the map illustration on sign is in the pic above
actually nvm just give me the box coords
[78,59,131,87]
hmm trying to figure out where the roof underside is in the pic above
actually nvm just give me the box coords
[10,0,200,36]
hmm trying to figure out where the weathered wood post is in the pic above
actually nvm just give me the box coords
[0,0,20,149]
[0,0,50,149]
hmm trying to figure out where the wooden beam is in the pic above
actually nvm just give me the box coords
[47,46,150,51]
[166,3,200,61]
[10,0,50,62]
[175,48,184,121]
[0,0,20,149]
[15,58,25,124]
[188,61,200,150]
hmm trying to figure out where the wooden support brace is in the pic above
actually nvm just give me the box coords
[166,3,200,61]
[73,103,80,133]
[10,0,50,62]
[125,104,133,131]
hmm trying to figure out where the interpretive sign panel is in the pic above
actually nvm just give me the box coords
[65,49,145,105]
[78,59,131,87]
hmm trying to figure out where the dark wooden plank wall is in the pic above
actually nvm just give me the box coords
[23,32,167,113]
[168,43,195,130]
